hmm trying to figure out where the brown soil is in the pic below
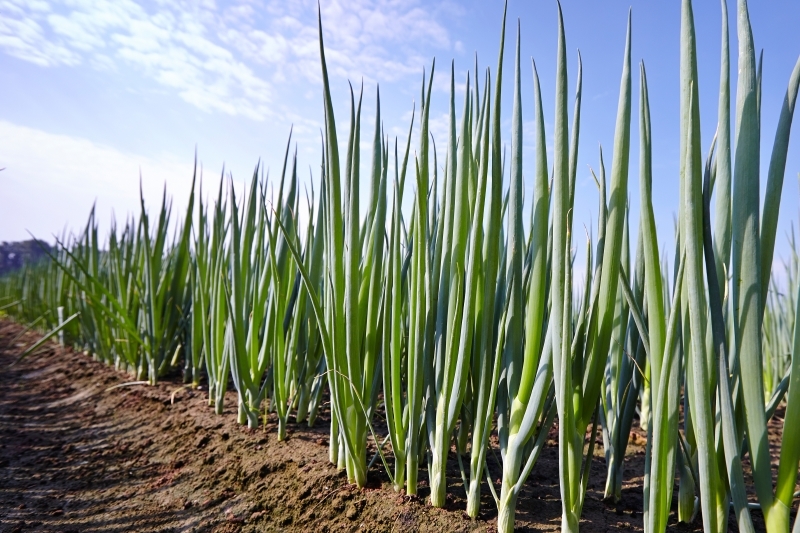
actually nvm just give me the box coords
[0,319,786,532]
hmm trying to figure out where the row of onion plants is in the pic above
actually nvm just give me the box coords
[2,1,800,531]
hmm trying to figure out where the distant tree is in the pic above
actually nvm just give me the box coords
[0,240,52,276]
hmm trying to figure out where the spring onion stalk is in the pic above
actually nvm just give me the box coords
[383,150,407,492]
[713,0,732,295]
[602,205,645,503]
[702,132,756,533]
[266,151,303,439]
[550,3,578,529]
[495,30,554,532]
[274,12,389,486]
[728,0,800,530]
[552,6,632,531]
[682,16,722,532]
[292,174,326,426]
[139,175,195,385]
[226,171,271,428]
[426,29,500,503]
[406,61,434,496]
[636,61,682,533]
[381,103,417,493]
[461,7,509,516]
[198,179,231,414]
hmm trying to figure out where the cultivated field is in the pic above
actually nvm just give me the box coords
[2,0,800,531]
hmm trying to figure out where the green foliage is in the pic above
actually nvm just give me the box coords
[2,2,799,532]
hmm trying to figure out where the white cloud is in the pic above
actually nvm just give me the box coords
[0,120,318,243]
[0,9,79,66]
[221,0,443,89]
[0,0,457,122]
[0,0,273,118]
[0,120,196,242]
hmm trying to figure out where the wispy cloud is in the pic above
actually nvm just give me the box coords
[0,0,274,118]
[0,0,78,66]
[221,0,453,84]
[0,0,456,121]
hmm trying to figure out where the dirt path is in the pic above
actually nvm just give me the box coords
[0,319,757,532]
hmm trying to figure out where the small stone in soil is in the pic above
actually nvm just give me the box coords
[249,510,267,521]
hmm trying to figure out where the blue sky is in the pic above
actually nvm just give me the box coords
[1,0,799,278]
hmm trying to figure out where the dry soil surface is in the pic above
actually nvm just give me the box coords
[0,320,786,532]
